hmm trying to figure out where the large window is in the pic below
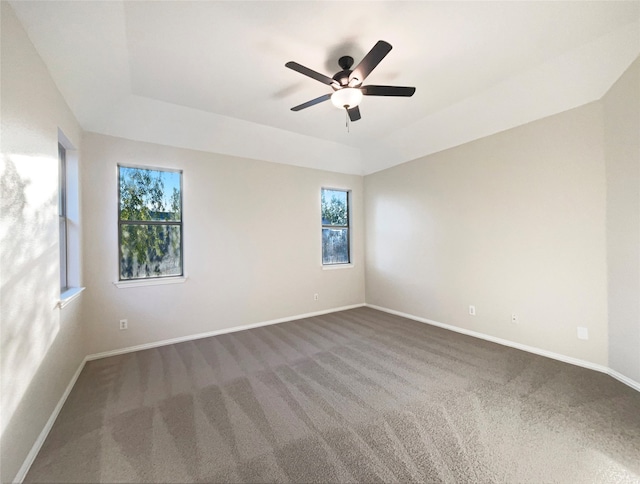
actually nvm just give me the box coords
[58,143,68,292]
[118,165,183,280]
[321,188,350,265]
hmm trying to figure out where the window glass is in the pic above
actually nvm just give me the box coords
[59,144,68,291]
[118,166,183,280]
[321,188,350,264]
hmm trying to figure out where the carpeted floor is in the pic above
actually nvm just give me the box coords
[25,307,640,483]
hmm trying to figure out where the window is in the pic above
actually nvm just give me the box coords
[321,188,350,264]
[58,143,68,292]
[57,130,84,306]
[118,165,183,280]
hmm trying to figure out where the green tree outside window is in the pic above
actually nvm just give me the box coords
[118,166,183,280]
[321,188,350,264]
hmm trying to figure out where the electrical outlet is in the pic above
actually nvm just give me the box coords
[511,313,518,324]
[469,305,476,316]
[119,319,128,330]
[577,327,589,340]
[314,293,319,301]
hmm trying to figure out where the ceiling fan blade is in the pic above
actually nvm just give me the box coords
[285,61,337,86]
[348,106,361,122]
[362,85,416,97]
[349,40,392,85]
[291,93,332,111]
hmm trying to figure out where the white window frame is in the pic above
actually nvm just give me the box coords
[117,164,184,283]
[59,143,68,292]
[321,187,351,266]
[58,129,84,308]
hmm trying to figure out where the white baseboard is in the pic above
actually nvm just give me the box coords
[608,369,640,392]
[13,357,87,483]
[87,303,366,361]
[366,304,640,392]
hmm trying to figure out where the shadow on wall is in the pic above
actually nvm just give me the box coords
[0,155,61,442]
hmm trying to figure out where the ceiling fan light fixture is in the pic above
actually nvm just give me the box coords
[331,88,363,109]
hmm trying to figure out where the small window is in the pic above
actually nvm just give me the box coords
[58,143,68,292]
[118,165,183,280]
[321,188,350,265]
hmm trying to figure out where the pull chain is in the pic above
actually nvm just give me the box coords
[345,108,350,133]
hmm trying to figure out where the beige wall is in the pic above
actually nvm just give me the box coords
[0,3,85,482]
[81,133,365,355]
[605,57,640,383]
[1,3,637,479]
[364,102,609,366]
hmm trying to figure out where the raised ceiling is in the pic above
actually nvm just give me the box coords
[10,1,640,174]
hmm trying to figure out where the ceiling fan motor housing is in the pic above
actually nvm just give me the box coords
[332,56,356,88]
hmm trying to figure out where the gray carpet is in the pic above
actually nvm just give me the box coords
[25,307,640,483]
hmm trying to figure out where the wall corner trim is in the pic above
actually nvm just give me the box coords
[13,357,88,483]
[365,303,640,393]
[608,369,640,393]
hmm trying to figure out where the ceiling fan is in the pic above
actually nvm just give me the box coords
[285,40,416,122]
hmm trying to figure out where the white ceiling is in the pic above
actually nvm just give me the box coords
[10,1,640,175]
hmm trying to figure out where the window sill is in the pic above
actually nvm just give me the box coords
[113,276,188,289]
[58,287,85,309]
[322,264,354,271]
